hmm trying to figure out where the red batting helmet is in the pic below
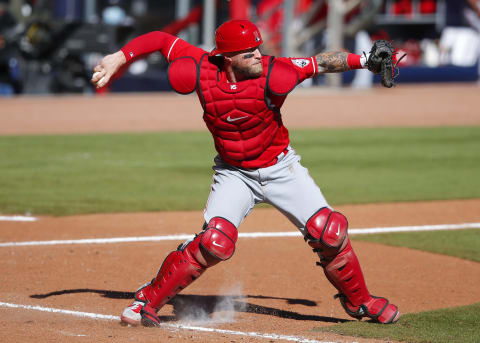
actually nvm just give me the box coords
[209,19,263,56]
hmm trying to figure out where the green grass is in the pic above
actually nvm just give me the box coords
[1,126,479,215]
[290,126,480,204]
[0,132,217,215]
[352,229,480,262]
[315,302,480,343]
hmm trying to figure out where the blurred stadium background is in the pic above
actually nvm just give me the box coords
[0,0,479,96]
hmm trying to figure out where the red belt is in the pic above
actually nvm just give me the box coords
[262,147,289,168]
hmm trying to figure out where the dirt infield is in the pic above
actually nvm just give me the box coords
[1,85,480,343]
[1,84,480,135]
[1,200,480,343]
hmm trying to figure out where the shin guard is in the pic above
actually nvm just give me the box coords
[323,240,371,307]
[305,208,400,323]
[323,241,400,323]
[140,217,237,315]
[146,248,206,310]
[127,246,206,327]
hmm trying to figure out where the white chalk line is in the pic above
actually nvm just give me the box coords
[0,215,37,222]
[0,222,479,248]
[0,301,339,343]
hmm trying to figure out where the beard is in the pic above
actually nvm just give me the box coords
[232,63,263,79]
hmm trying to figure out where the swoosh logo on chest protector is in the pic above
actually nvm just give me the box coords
[226,115,249,122]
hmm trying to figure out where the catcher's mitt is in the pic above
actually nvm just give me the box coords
[365,40,405,88]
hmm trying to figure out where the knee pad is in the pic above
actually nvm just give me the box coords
[200,217,238,261]
[305,207,348,263]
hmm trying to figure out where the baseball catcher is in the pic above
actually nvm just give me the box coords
[92,19,400,327]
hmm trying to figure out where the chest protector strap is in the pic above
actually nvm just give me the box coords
[168,56,198,94]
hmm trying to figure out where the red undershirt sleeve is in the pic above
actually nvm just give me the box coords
[120,31,206,64]
[346,53,366,70]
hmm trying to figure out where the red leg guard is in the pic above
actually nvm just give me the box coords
[322,241,400,323]
[323,240,371,307]
[136,217,237,323]
[306,208,400,324]
[124,245,206,326]
[146,248,206,310]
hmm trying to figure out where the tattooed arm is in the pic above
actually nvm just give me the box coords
[315,52,350,73]
[281,52,366,79]
[315,51,368,74]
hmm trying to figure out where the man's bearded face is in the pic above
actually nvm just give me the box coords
[228,47,263,79]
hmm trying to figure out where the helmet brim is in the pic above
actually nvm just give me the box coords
[209,42,262,57]
[209,48,221,57]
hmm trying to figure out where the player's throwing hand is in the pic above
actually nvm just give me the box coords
[91,51,127,89]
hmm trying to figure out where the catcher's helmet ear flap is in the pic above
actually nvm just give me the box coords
[209,19,263,56]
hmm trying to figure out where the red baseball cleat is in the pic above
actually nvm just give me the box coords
[120,283,161,327]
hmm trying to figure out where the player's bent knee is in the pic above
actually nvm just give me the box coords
[200,217,238,261]
[305,207,348,262]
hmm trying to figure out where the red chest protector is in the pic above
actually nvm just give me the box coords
[168,54,298,168]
